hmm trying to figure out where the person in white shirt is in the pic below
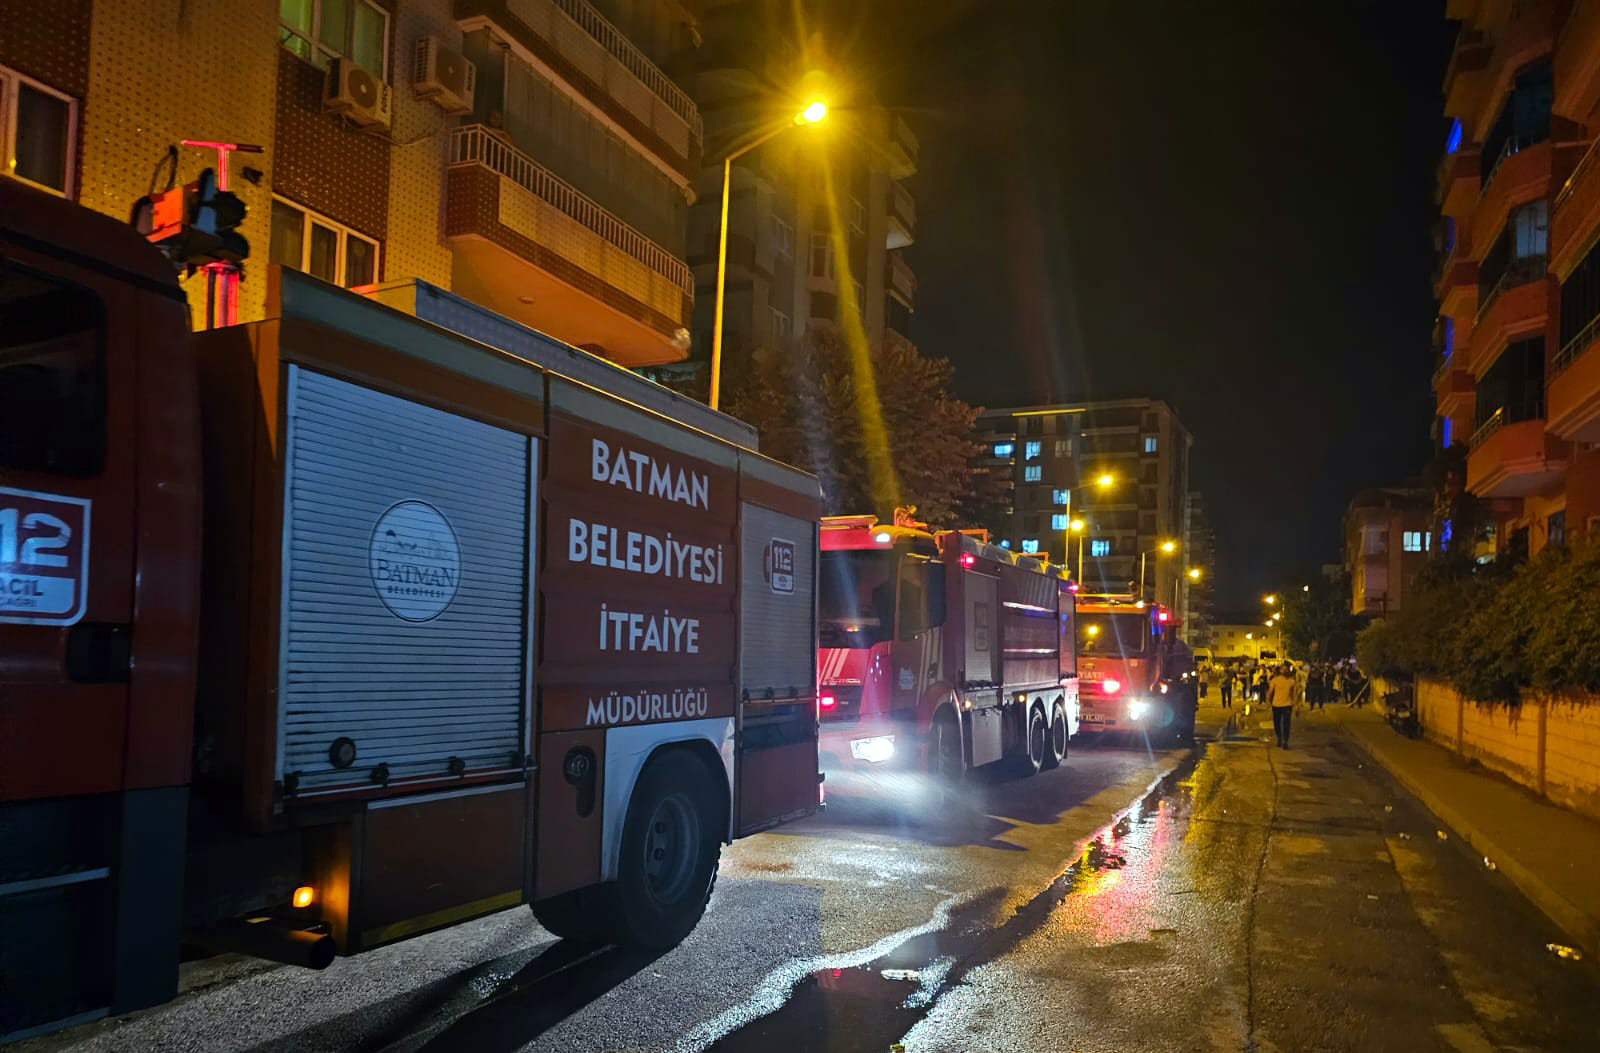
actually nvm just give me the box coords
[1267,663,1299,748]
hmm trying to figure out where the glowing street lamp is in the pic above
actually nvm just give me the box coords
[1264,594,1277,606]
[1139,538,1178,600]
[1188,567,1202,581]
[709,91,829,410]
[1061,474,1116,583]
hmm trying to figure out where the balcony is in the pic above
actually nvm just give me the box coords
[1476,140,1557,240]
[1433,356,1475,418]
[1470,262,1548,373]
[456,0,701,178]
[887,250,916,306]
[1467,413,1568,498]
[1556,0,1600,122]
[1553,139,1600,275]
[1437,148,1480,217]
[886,114,918,179]
[887,182,915,250]
[445,125,692,367]
[1443,37,1490,121]
[1548,320,1600,443]
[1439,254,1479,319]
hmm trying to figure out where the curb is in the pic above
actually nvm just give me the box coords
[1337,721,1600,959]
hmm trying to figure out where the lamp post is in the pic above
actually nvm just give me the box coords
[708,98,828,411]
[1138,538,1177,602]
[1059,473,1116,586]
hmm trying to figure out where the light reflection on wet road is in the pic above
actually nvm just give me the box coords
[21,709,1600,1053]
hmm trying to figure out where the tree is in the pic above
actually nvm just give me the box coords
[728,328,982,524]
[1280,573,1359,661]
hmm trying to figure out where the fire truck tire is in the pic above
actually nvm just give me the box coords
[610,750,723,949]
[1041,700,1068,770]
[929,709,964,792]
[1018,703,1047,776]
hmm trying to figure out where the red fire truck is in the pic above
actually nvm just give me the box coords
[1073,593,1197,742]
[815,514,1079,793]
[0,182,822,1039]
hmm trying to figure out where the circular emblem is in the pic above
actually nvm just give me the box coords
[369,500,461,622]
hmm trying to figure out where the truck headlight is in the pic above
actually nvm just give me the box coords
[850,735,896,763]
[1127,699,1150,720]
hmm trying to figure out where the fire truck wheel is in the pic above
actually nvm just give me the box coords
[1041,700,1068,770]
[611,750,723,949]
[928,709,964,800]
[1018,703,1047,776]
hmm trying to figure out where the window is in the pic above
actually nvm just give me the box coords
[999,539,1011,549]
[850,196,866,234]
[1054,439,1071,457]
[1023,465,1041,482]
[280,0,391,76]
[1050,514,1069,531]
[1,66,76,197]
[1402,531,1424,552]
[1441,416,1453,448]
[1441,518,1454,547]
[897,557,945,639]
[769,307,791,345]
[1024,441,1042,460]
[1090,539,1111,558]
[1051,488,1070,506]
[771,215,794,259]
[0,262,105,477]
[1549,510,1566,548]
[1020,539,1040,554]
[809,233,833,280]
[1143,435,1158,453]
[993,442,1014,458]
[269,197,379,288]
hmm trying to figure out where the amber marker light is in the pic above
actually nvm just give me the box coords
[293,886,315,909]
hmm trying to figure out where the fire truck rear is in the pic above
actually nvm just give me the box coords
[815,514,1079,797]
[1074,593,1197,741]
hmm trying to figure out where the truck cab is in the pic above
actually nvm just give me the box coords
[1074,594,1196,742]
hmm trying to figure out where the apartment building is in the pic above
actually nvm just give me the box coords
[1183,490,1216,648]
[0,0,699,366]
[676,0,918,397]
[1343,486,1432,616]
[972,398,1193,611]
[1434,0,1600,556]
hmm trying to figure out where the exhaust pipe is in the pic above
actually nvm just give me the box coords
[192,918,337,970]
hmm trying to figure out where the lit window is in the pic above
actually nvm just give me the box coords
[1445,117,1462,155]
[1143,435,1158,453]
[1401,531,1424,552]
[269,197,379,288]
[1020,539,1040,554]
[1,65,76,197]
[993,442,1014,457]
[769,307,791,345]
[1051,514,1068,531]
[809,233,833,280]
[1055,439,1071,457]
[1441,519,1453,546]
[279,0,391,77]
[772,215,794,259]
[850,196,866,234]
[1441,417,1453,447]
[1051,488,1070,505]
[1023,465,1041,482]
[1024,441,1042,460]
[1090,539,1111,558]
[999,539,1011,549]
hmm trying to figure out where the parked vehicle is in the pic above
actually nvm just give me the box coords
[0,182,822,1040]
[1073,593,1197,742]
[815,514,1080,793]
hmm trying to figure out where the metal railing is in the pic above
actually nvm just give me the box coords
[1555,134,1600,210]
[1470,408,1505,450]
[889,181,916,229]
[450,125,693,293]
[1432,353,1455,387]
[1554,312,1600,375]
[1482,133,1545,190]
[547,0,702,141]
[1474,253,1547,324]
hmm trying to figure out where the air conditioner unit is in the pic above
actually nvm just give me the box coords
[324,57,392,130]
[414,36,475,115]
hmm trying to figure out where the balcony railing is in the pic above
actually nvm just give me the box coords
[1432,353,1454,387]
[542,0,702,141]
[1470,408,1506,450]
[1555,135,1600,211]
[450,124,692,294]
[1482,133,1547,189]
[1475,253,1547,324]
[889,182,916,229]
[1555,312,1600,376]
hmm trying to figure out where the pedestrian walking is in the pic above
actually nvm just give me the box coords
[1220,668,1234,709]
[1268,662,1298,747]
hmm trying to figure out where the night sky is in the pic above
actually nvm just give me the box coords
[826,1,1452,608]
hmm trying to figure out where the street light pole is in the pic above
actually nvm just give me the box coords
[708,100,827,411]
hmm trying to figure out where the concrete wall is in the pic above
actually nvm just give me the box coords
[1414,676,1600,823]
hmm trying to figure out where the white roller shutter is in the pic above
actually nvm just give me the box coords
[278,367,533,793]
[738,504,816,701]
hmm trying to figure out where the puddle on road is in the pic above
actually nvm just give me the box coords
[700,760,1201,1053]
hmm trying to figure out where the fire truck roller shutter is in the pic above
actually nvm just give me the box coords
[277,367,533,794]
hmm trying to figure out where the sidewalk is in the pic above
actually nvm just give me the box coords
[1324,703,1600,958]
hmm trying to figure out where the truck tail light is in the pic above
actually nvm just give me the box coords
[820,694,837,710]
[1101,678,1122,695]
[960,553,976,568]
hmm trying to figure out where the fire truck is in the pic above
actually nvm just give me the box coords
[815,514,1079,793]
[1073,593,1197,742]
[0,182,823,1039]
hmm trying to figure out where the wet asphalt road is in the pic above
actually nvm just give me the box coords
[24,705,1600,1053]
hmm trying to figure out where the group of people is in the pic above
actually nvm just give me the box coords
[1199,658,1369,749]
